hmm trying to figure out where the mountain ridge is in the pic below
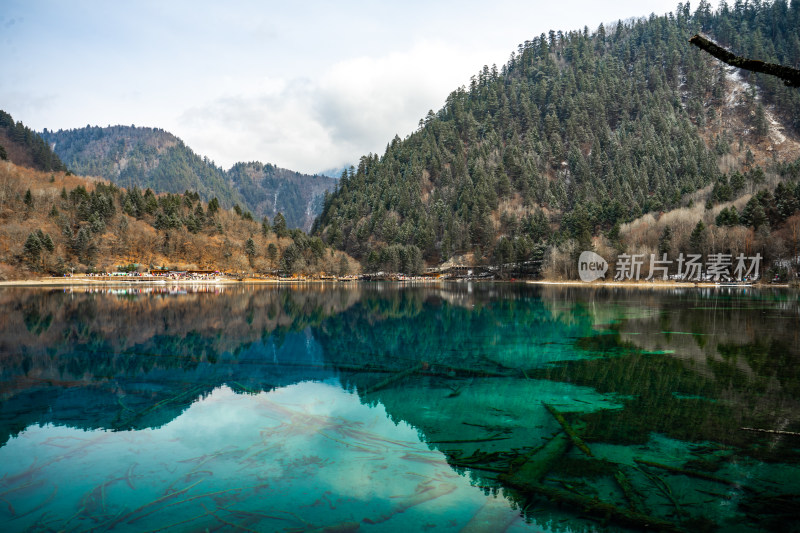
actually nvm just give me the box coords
[40,125,336,231]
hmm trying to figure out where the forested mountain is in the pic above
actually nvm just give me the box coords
[41,125,236,204]
[0,111,66,172]
[312,1,800,273]
[40,125,336,230]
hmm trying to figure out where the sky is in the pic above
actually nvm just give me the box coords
[1,1,698,175]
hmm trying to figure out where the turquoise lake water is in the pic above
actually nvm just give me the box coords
[0,283,798,532]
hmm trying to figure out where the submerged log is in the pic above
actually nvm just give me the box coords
[615,469,646,514]
[503,478,683,532]
[460,496,520,533]
[365,362,424,394]
[542,402,593,457]
[638,468,685,524]
[740,427,800,437]
[336,361,511,379]
[113,385,206,430]
[362,482,456,524]
[634,459,751,491]
[449,463,508,474]
[500,431,571,485]
[428,437,510,444]
[429,363,512,378]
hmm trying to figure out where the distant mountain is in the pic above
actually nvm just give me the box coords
[228,161,336,231]
[42,125,238,202]
[0,110,66,172]
[40,125,336,230]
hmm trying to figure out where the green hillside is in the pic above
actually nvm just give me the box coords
[312,1,800,271]
[0,111,66,172]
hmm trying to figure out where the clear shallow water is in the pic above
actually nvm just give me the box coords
[0,283,799,532]
[2,383,528,532]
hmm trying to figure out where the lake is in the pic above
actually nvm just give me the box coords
[0,282,798,532]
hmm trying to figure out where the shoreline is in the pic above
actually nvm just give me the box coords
[0,277,791,289]
[0,277,306,287]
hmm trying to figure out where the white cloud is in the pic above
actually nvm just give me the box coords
[178,79,334,173]
[178,40,492,174]
[315,40,480,146]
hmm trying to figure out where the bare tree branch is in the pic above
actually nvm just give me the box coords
[689,34,800,88]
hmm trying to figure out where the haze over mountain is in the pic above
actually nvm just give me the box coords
[40,126,336,231]
[312,0,800,275]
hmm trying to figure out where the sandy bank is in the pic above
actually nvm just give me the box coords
[0,277,307,287]
[527,280,785,288]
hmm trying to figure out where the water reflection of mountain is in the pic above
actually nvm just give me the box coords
[531,286,800,458]
[316,285,800,531]
[3,284,798,451]
[314,285,800,461]
[316,283,600,372]
[0,286,362,446]
[1,283,601,446]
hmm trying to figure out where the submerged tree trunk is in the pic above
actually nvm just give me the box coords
[502,478,684,533]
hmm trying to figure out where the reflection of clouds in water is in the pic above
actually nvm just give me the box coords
[159,382,458,503]
[0,380,522,531]
[259,382,453,500]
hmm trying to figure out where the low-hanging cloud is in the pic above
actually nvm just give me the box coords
[178,40,486,174]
